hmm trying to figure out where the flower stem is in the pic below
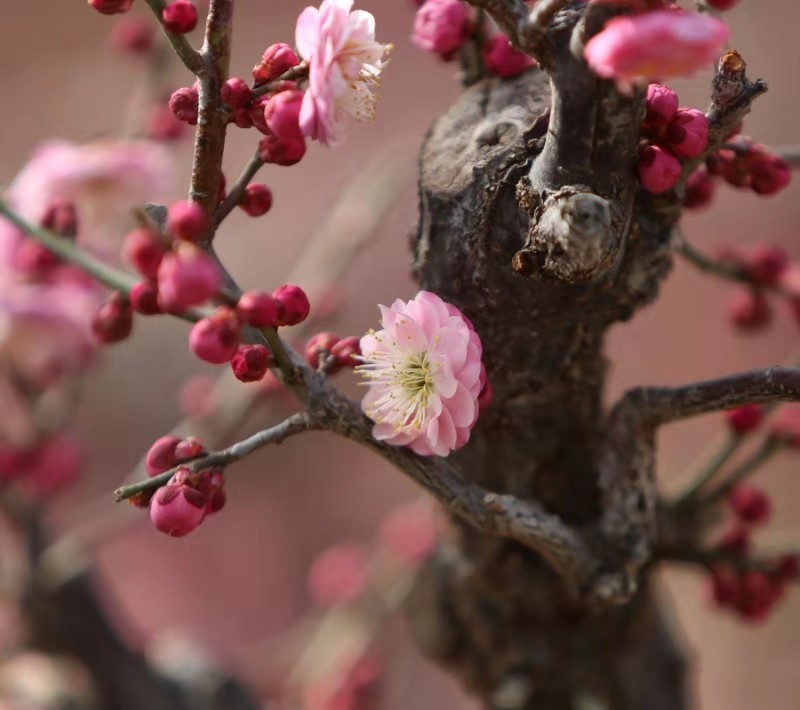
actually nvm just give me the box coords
[700,437,785,505]
[142,0,204,74]
[672,434,741,507]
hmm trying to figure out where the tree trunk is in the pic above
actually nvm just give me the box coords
[406,70,687,709]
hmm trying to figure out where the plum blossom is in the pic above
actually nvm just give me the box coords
[357,291,483,457]
[295,0,391,146]
[3,139,172,258]
[584,10,729,89]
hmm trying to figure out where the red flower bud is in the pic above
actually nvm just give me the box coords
[273,284,310,326]
[727,289,772,332]
[683,168,716,209]
[643,83,679,132]
[157,244,220,312]
[239,184,273,217]
[146,104,187,142]
[664,108,709,159]
[189,308,241,364]
[331,336,361,368]
[724,404,764,436]
[123,227,167,280]
[92,292,133,344]
[230,344,273,382]
[222,77,252,111]
[110,16,155,54]
[167,200,210,242]
[742,245,789,287]
[253,43,300,85]
[41,199,78,237]
[258,133,307,166]
[264,90,305,140]
[236,291,282,328]
[162,0,198,34]
[168,85,199,125]
[305,332,340,370]
[89,0,133,14]
[130,281,163,315]
[638,144,681,195]
[728,485,771,525]
[150,483,206,537]
[146,435,182,476]
[481,34,536,78]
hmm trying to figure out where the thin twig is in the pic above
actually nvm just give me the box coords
[699,438,784,505]
[0,202,208,324]
[114,412,318,501]
[672,434,741,507]
[214,150,265,226]
[250,62,310,100]
[774,145,800,168]
[142,0,204,74]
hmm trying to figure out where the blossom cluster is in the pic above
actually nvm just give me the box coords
[637,84,709,195]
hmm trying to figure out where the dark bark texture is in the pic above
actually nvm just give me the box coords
[406,69,685,709]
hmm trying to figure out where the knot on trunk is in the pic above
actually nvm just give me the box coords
[513,187,617,282]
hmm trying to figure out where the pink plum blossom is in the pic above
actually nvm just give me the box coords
[357,291,483,457]
[584,10,729,88]
[295,0,391,146]
[3,140,172,258]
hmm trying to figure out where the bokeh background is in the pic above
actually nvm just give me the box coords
[2,1,800,707]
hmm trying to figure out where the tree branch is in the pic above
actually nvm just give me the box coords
[190,0,234,233]
[617,366,800,429]
[214,149,264,226]
[143,0,204,74]
[114,412,318,501]
[250,61,309,100]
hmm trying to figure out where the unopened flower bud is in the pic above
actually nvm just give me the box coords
[150,483,206,537]
[728,485,771,525]
[239,184,273,217]
[89,0,133,14]
[236,291,282,328]
[273,284,310,326]
[167,199,209,242]
[253,43,300,85]
[146,435,182,476]
[716,525,750,555]
[748,150,792,196]
[41,199,78,238]
[482,35,535,78]
[130,281,163,315]
[664,108,709,159]
[230,344,273,382]
[162,0,197,34]
[305,332,340,370]
[638,144,681,195]
[146,104,187,142]
[123,227,167,280]
[643,83,679,132]
[258,133,307,166]
[331,336,361,368]
[768,404,800,447]
[412,0,472,57]
[92,292,133,344]
[174,436,204,462]
[706,0,739,9]
[727,289,772,331]
[724,404,764,436]
[222,77,252,111]
[742,245,789,286]
[168,85,199,125]
[189,308,241,364]
[683,167,716,209]
[157,244,220,312]
[264,90,305,140]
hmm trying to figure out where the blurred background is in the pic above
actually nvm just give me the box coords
[1,0,800,707]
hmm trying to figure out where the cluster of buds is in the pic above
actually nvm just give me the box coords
[304,332,361,373]
[137,435,225,536]
[0,434,83,501]
[638,84,708,195]
[167,43,308,167]
[705,404,800,621]
[712,244,797,333]
[90,0,198,35]
[705,139,792,197]
[412,0,535,78]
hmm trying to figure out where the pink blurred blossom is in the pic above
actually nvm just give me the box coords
[295,0,391,146]
[307,542,369,608]
[358,291,483,457]
[584,10,729,89]
[3,139,172,258]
